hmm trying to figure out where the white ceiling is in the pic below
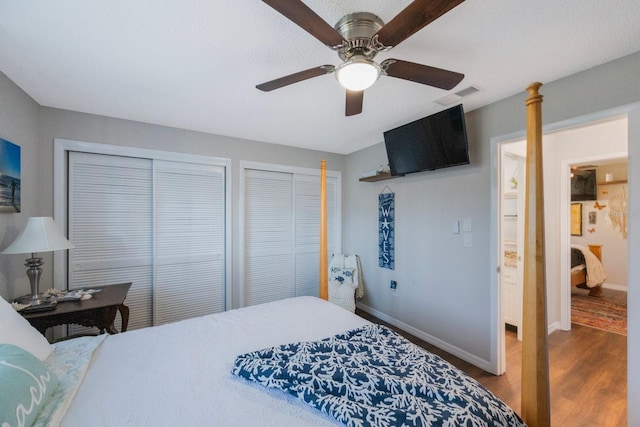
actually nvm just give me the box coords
[1,1,639,155]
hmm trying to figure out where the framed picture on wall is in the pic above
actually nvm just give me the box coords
[0,138,21,212]
[571,203,582,236]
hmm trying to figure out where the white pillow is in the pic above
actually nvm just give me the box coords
[0,297,52,360]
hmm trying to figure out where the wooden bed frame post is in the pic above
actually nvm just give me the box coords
[521,82,551,426]
[319,160,328,300]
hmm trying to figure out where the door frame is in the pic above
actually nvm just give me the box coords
[559,151,627,330]
[237,160,342,309]
[53,138,233,310]
[491,105,634,375]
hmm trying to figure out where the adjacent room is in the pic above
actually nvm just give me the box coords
[1,1,639,426]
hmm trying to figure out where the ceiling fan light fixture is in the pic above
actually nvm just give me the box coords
[335,57,381,91]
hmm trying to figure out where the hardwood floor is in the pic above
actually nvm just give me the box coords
[356,310,627,426]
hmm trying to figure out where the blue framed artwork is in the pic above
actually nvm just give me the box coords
[0,138,21,212]
[378,192,394,269]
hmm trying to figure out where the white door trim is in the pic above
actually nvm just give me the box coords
[53,138,233,310]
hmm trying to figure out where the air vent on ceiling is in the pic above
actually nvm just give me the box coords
[434,85,480,106]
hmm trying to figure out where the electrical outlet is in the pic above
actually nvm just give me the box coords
[390,280,397,289]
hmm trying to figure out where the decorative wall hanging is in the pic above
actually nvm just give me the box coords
[607,187,628,239]
[588,211,596,225]
[570,203,582,236]
[0,138,21,213]
[378,186,394,270]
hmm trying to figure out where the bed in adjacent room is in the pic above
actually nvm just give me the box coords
[571,244,606,296]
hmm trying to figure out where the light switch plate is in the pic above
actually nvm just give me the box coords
[463,233,472,247]
[462,218,472,232]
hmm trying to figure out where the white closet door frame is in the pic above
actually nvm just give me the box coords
[53,138,233,310]
[238,160,342,308]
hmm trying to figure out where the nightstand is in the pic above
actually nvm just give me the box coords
[21,282,131,337]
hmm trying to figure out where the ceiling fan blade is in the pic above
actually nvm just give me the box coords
[262,0,344,48]
[374,0,465,49]
[345,90,363,116]
[256,65,335,92]
[382,59,464,90]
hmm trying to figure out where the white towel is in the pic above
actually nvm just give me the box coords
[345,255,364,299]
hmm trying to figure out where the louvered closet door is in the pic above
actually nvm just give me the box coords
[69,152,153,331]
[244,170,293,306]
[293,174,338,297]
[153,161,225,325]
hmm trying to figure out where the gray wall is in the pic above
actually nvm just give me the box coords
[0,72,41,297]
[344,51,640,423]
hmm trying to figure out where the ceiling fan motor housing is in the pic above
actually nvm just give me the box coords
[334,12,385,61]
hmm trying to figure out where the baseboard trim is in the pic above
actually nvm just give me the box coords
[548,321,561,333]
[356,302,495,374]
[603,282,627,292]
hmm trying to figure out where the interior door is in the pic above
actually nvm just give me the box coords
[69,152,154,331]
[500,144,525,341]
[515,157,526,341]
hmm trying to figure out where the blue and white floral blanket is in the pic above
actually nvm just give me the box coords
[233,324,525,427]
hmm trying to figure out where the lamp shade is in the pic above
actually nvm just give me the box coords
[1,217,74,254]
[335,56,381,91]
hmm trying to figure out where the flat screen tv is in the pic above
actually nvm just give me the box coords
[384,104,470,176]
[571,169,597,201]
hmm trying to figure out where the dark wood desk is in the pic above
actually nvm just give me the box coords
[22,282,131,336]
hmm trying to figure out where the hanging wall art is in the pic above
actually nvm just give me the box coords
[378,187,394,270]
[607,187,628,239]
[0,138,21,213]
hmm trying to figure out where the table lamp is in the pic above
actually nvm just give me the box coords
[1,217,74,304]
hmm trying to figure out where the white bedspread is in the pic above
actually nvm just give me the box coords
[59,297,369,427]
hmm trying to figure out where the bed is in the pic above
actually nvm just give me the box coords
[1,295,525,426]
[571,244,606,296]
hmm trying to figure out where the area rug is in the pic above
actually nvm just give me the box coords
[571,293,627,335]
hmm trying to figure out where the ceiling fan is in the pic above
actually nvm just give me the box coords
[256,0,466,116]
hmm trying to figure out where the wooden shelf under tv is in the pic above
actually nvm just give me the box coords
[359,171,404,182]
[597,180,627,185]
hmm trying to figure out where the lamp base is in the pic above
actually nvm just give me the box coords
[24,253,45,304]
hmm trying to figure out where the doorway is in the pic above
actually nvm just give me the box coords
[555,118,628,331]
[495,115,629,375]
[499,141,526,341]
[561,155,628,331]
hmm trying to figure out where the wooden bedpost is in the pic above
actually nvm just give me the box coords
[319,160,328,300]
[521,82,551,426]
